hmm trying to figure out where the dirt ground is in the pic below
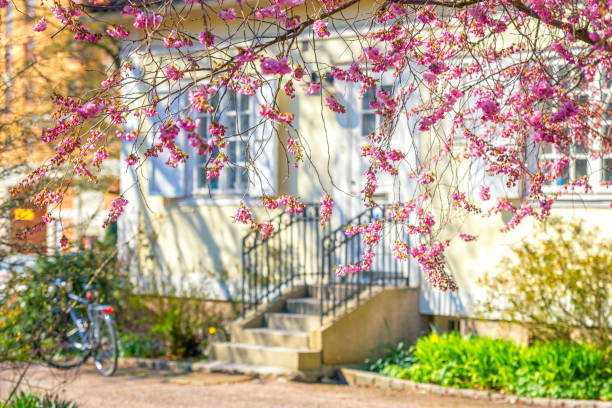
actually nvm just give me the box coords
[1,364,530,408]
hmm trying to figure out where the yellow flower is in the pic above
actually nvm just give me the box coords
[430,333,439,344]
[208,326,216,335]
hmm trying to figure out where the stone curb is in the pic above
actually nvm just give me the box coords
[339,368,612,408]
[119,357,208,372]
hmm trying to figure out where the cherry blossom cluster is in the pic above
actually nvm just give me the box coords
[19,0,612,287]
[104,198,129,228]
[263,195,305,214]
[319,194,333,229]
[232,203,275,240]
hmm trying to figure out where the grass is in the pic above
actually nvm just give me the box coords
[2,391,79,408]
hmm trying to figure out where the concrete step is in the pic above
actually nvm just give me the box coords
[306,284,367,299]
[266,313,321,331]
[285,298,322,315]
[209,342,321,371]
[234,328,310,349]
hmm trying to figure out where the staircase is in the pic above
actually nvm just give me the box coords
[207,205,417,379]
[209,286,324,376]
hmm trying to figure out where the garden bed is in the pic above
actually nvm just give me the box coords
[361,333,612,403]
[340,368,612,408]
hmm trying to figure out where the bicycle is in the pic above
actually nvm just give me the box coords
[36,278,119,376]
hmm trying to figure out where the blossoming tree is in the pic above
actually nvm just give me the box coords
[7,0,611,290]
[0,1,118,255]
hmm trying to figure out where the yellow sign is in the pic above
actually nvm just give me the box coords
[14,208,35,221]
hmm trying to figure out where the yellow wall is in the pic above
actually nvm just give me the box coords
[117,5,612,317]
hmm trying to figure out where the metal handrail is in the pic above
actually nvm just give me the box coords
[241,204,321,316]
[241,203,411,321]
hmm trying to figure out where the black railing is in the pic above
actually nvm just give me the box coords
[241,204,412,319]
[319,205,411,322]
[241,204,321,316]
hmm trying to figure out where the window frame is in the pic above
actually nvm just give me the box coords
[538,70,612,197]
[189,89,253,197]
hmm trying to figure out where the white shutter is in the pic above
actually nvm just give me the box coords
[394,73,420,203]
[335,80,360,130]
[249,80,278,197]
[149,90,188,198]
[465,95,521,199]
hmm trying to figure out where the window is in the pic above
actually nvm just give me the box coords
[358,84,396,202]
[194,90,250,194]
[540,143,589,186]
[360,85,393,137]
[537,68,612,194]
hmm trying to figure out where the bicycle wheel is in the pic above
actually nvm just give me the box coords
[38,309,91,369]
[93,315,118,376]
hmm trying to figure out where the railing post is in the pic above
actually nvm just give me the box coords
[241,235,246,317]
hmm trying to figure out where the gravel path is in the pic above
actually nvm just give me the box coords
[1,364,529,408]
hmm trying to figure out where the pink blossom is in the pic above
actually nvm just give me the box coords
[260,57,292,75]
[77,101,103,119]
[392,241,410,261]
[199,31,215,47]
[189,86,216,113]
[254,5,284,19]
[233,203,253,224]
[116,129,137,142]
[263,195,305,214]
[177,117,200,132]
[305,83,321,95]
[313,20,330,38]
[163,30,193,48]
[390,3,406,16]
[32,17,47,32]
[258,222,274,240]
[479,185,491,201]
[325,97,345,114]
[458,233,477,242]
[218,8,237,21]
[94,148,109,164]
[125,154,139,166]
[0,0,8,8]
[422,71,438,83]
[477,97,500,119]
[165,65,184,81]
[133,11,162,29]
[418,171,435,185]
[283,15,301,29]
[409,240,456,291]
[106,25,130,38]
[276,0,305,6]
[104,197,128,227]
[258,103,294,123]
[320,194,333,228]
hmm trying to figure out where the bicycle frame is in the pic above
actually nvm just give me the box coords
[51,280,114,352]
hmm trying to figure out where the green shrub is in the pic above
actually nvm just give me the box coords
[365,341,415,374]
[118,332,167,358]
[0,231,127,362]
[368,333,612,400]
[3,391,78,408]
[479,217,612,347]
[125,292,234,359]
